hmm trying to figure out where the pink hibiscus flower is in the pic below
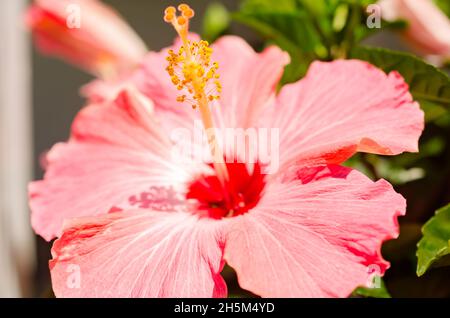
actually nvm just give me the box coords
[379,0,450,65]
[25,0,147,78]
[29,4,424,297]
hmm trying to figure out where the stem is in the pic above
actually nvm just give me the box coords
[337,4,361,59]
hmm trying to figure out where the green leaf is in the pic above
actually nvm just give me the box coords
[233,10,322,53]
[234,0,402,83]
[350,46,450,121]
[352,278,391,298]
[417,203,450,276]
[333,4,350,32]
[202,2,231,43]
[420,100,448,122]
[434,0,450,18]
[240,0,298,11]
[233,9,324,82]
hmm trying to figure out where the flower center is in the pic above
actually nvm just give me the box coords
[187,161,265,219]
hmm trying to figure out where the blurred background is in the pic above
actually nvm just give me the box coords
[1,0,449,297]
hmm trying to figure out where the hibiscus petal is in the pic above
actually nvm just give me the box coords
[211,36,290,128]
[262,60,424,172]
[82,34,201,132]
[379,0,450,58]
[72,87,171,156]
[81,34,201,107]
[132,34,200,111]
[29,89,192,241]
[83,35,290,131]
[26,0,147,78]
[224,165,405,297]
[50,210,227,297]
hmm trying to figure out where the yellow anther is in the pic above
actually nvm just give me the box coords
[171,76,180,85]
[164,3,222,111]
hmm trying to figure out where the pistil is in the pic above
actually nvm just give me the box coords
[164,4,229,186]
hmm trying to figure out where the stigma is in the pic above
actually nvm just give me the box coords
[164,4,221,109]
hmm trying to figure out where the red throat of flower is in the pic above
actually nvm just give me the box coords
[187,161,265,219]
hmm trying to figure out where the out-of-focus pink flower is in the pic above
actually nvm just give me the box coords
[25,0,147,79]
[379,0,450,64]
[29,31,424,297]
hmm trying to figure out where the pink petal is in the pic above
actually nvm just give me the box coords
[379,0,450,59]
[26,0,147,78]
[261,60,424,172]
[224,165,405,297]
[81,33,200,106]
[50,210,227,297]
[82,35,201,131]
[211,36,290,128]
[72,88,171,156]
[29,89,191,241]
[83,35,290,131]
[132,34,201,111]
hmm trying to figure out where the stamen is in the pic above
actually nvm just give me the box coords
[164,4,228,185]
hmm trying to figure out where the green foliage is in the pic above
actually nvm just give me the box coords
[434,0,450,18]
[352,278,391,298]
[202,2,231,43]
[233,1,325,82]
[417,204,450,276]
[350,47,450,122]
[234,0,398,83]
